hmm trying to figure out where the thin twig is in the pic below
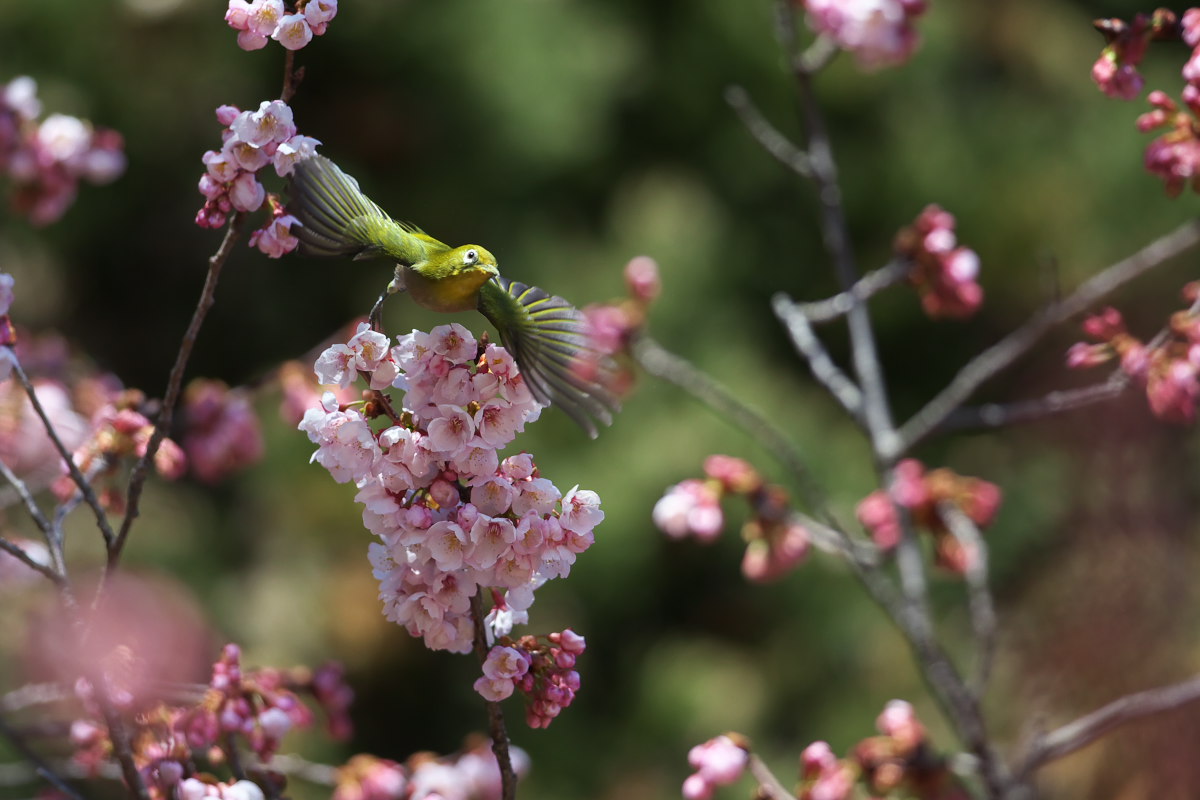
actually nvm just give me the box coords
[12,362,116,548]
[937,376,1128,434]
[469,593,515,800]
[939,503,997,697]
[254,753,339,786]
[630,334,830,518]
[792,259,912,324]
[0,713,88,800]
[724,85,812,178]
[772,293,865,424]
[1015,673,1200,779]
[747,752,796,800]
[895,218,1200,456]
[88,672,150,800]
[0,536,61,585]
[110,213,245,574]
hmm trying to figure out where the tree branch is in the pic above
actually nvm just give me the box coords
[895,218,1200,455]
[772,293,866,424]
[1016,673,1200,778]
[790,259,912,324]
[109,213,245,573]
[469,593,515,800]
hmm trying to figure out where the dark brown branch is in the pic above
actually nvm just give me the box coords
[469,593,515,800]
[0,713,87,800]
[109,213,245,573]
[12,362,116,548]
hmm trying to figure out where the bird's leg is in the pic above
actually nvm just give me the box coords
[369,265,407,331]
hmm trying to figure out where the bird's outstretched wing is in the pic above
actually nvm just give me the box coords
[288,156,436,265]
[478,277,620,438]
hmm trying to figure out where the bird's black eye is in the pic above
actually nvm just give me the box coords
[465,248,478,264]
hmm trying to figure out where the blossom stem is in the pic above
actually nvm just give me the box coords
[789,259,913,324]
[772,293,866,424]
[469,593,516,800]
[939,503,997,696]
[746,752,796,800]
[724,85,812,178]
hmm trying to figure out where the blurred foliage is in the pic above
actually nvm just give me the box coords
[2,0,1200,798]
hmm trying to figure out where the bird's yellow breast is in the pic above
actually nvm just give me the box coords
[404,266,494,313]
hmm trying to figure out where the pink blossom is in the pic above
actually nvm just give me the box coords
[624,254,661,304]
[1092,53,1145,100]
[272,134,321,176]
[229,171,265,212]
[682,735,747,800]
[249,213,300,258]
[182,379,264,483]
[232,100,296,149]
[272,13,313,50]
[653,479,723,541]
[803,0,926,70]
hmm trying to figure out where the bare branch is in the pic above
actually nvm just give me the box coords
[0,713,88,800]
[110,213,246,573]
[939,503,997,696]
[11,362,116,548]
[1016,673,1200,778]
[630,334,830,518]
[772,294,866,424]
[937,377,1128,434]
[895,218,1200,455]
[747,752,796,800]
[724,85,811,178]
[791,260,912,324]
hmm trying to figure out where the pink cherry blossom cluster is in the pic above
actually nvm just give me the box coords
[681,735,748,800]
[225,0,338,52]
[1067,287,1200,423]
[299,323,604,656]
[797,700,961,800]
[893,204,982,320]
[195,100,317,257]
[0,76,125,225]
[654,455,810,583]
[579,255,661,391]
[1090,10,1200,195]
[800,0,927,70]
[856,458,1001,573]
[333,744,530,800]
[475,629,586,728]
[179,779,265,800]
[182,379,264,484]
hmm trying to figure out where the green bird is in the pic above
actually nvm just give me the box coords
[287,155,618,437]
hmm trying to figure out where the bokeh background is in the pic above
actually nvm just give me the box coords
[3,0,1200,798]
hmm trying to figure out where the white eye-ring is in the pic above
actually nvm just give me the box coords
[464,248,478,264]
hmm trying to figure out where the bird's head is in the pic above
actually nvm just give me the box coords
[447,244,499,278]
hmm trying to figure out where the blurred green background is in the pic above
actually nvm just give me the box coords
[3,0,1200,798]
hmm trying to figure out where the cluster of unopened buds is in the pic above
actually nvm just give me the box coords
[333,743,530,800]
[1067,285,1200,423]
[856,458,1001,573]
[68,644,354,800]
[300,323,603,669]
[893,204,983,320]
[0,76,125,225]
[800,701,964,800]
[681,734,749,800]
[225,0,338,52]
[195,100,317,257]
[799,0,927,70]
[476,629,585,728]
[654,455,811,583]
[1089,9,1200,195]
[54,389,187,511]
[580,255,660,391]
